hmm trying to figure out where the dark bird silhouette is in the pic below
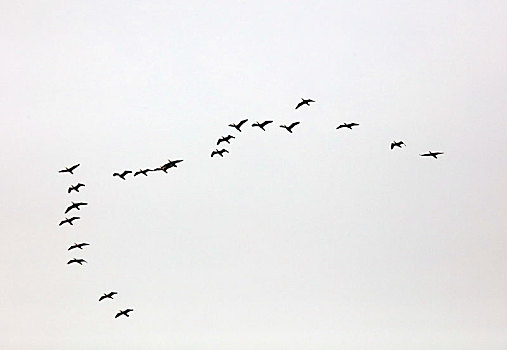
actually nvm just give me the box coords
[336,122,359,130]
[211,149,229,157]
[295,98,315,109]
[391,141,405,149]
[115,309,134,318]
[68,242,90,251]
[217,135,235,145]
[67,258,87,265]
[99,291,118,301]
[157,159,184,173]
[113,170,132,180]
[59,217,80,226]
[65,201,88,214]
[229,119,248,132]
[58,164,80,174]
[420,151,444,159]
[252,120,273,131]
[68,183,85,193]
[134,169,151,177]
[280,122,300,133]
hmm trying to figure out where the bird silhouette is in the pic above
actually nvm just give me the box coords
[59,217,80,226]
[252,120,273,131]
[113,170,132,180]
[134,169,151,177]
[217,135,235,145]
[115,309,134,318]
[67,258,87,265]
[156,159,184,173]
[65,201,88,214]
[99,291,118,302]
[336,122,359,130]
[68,183,85,193]
[420,151,444,159]
[211,149,229,157]
[391,141,405,149]
[58,164,80,174]
[280,121,300,133]
[229,119,248,132]
[68,242,90,251]
[295,98,315,109]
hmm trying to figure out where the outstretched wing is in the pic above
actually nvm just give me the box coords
[289,121,300,128]
[69,164,80,171]
[237,119,248,127]
[295,101,304,109]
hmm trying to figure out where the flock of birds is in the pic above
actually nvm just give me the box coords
[210,98,444,159]
[56,97,444,321]
[58,164,134,319]
[112,158,184,180]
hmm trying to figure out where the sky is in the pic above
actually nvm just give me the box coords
[1,0,506,349]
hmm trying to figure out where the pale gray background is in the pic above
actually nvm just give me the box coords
[1,1,506,349]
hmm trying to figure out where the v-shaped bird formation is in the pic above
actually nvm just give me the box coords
[57,97,444,322]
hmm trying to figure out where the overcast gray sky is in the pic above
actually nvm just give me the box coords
[1,1,507,349]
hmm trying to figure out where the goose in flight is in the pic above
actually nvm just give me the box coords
[420,151,444,159]
[217,135,235,145]
[68,242,90,251]
[336,122,359,130]
[229,119,248,132]
[252,120,273,131]
[59,217,80,226]
[391,141,405,149]
[68,183,85,193]
[58,164,80,174]
[134,169,151,177]
[211,149,229,157]
[295,98,315,109]
[113,170,132,180]
[115,309,134,318]
[99,291,118,302]
[67,258,87,265]
[157,159,184,173]
[65,201,88,214]
[280,122,300,133]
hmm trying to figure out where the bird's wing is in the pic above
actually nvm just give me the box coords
[336,125,344,129]
[238,119,248,127]
[115,312,121,318]
[67,187,72,193]
[70,164,80,171]
[295,101,303,109]
[58,169,67,173]
[68,245,75,251]
[126,309,133,312]
[290,122,300,128]
[59,220,65,226]
[99,295,106,301]
[65,206,72,213]
[308,99,315,103]
[391,143,395,149]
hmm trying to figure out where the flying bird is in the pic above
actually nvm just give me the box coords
[113,170,132,180]
[134,169,151,177]
[229,119,248,132]
[67,258,87,265]
[295,98,315,109]
[115,309,134,318]
[211,149,229,157]
[68,183,85,193]
[99,291,118,302]
[217,135,235,145]
[59,217,80,226]
[157,159,184,172]
[252,120,273,131]
[58,164,80,174]
[336,122,359,130]
[420,151,444,159]
[280,122,300,133]
[391,141,405,149]
[65,201,88,214]
[68,242,90,251]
